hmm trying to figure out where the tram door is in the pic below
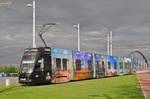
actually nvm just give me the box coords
[53,58,70,83]
[119,62,124,75]
[118,58,124,75]
[94,54,105,78]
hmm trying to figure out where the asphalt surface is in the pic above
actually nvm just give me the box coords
[0,77,19,87]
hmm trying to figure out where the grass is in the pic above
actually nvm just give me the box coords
[0,75,144,99]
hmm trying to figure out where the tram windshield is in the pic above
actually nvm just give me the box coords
[20,52,37,73]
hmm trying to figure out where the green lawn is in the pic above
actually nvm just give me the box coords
[0,75,144,99]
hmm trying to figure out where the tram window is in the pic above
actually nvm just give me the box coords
[114,62,117,69]
[88,60,92,70]
[63,59,67,71]
[44,54,51,71]
[102,61,105,67]
[76,59,81,70]
[35,58,44,71]
[108,62,111,69]
[96,61,100,70]
[56,58,61,70]
[125,63,128,69]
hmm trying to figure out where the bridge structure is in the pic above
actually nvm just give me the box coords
[126,50,150,72]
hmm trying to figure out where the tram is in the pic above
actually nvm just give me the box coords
[19,46,135,84]
[19,27,136,84]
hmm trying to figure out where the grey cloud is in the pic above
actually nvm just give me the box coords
[0,0,150,64]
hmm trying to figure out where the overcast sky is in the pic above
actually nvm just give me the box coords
[0,0,150,65]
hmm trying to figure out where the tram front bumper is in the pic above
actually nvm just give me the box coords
[19,73,32,84]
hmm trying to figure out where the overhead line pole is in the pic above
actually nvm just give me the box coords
[32,0,36,48]
[107,33,110,55]
[77,24,80,51]
[73,24,80,51]
[110,31,113,56]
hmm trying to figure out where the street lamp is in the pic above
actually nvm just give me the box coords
[73,24,80,51]
[27,0,36,48]
[107,31,113,56]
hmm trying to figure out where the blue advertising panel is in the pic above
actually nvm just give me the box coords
[73,50,93,70]
[95,54,105,61]
[51,47,71,58]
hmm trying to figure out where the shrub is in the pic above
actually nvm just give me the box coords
[0,64,18,73]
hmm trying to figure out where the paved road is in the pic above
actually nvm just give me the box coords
[137,73,150,99]
[0,77,19,87]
